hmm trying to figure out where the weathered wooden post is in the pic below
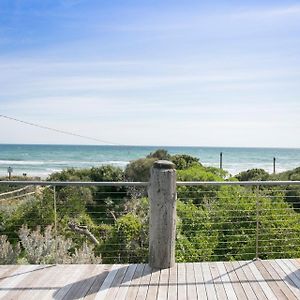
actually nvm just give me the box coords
[273,157,276,174]
[220,152,223,170]
[148,160,177,269]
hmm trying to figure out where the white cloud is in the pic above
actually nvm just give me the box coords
[1,56,299,99]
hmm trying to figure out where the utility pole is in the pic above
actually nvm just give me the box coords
[273,157,276,174]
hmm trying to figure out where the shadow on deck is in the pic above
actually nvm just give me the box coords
[0,259,300,299]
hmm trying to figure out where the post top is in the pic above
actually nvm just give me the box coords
[153,160,175,169]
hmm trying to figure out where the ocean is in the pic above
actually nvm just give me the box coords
[0,144,299,178]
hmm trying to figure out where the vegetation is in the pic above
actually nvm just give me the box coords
[1,150,300,264]
[236,168,270,181]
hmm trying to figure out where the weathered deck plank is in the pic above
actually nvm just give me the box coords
[55,264,92,300]
[115,263,137,300]
[0,265,38,299]
[124,264,145,300]
[145,267,160,300]
[4,265,56,300]
[83,265,112,300]
[0,259,299,299]
[167,264,177,300]
[260,260,297,300]
[215,261,237,300]
[185,263,197,300]
[202,262,218,300]
[268,260,300,299]
[104,264,129,300]
[224,261,248,299]
[209,263,228,300]
[194,262,206,299]
[135,263,152,300]
[177,262,187,300]
[231,261,256,300]
[238,261,268,300]
[254,260,286,300]
[247,260,277,300]
[30,265,73,300]
[157,267,169,300]
[94,264,120,300]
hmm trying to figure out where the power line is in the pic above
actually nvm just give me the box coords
[0,114,120,145]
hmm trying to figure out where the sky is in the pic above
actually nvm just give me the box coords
[0,0,300,147]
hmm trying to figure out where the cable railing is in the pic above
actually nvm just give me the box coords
[176,183,300,262]
[1,172,300,266]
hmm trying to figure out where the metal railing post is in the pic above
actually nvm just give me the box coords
[148,160,177,269]
[53,186,58,264]
[255,195,260,260]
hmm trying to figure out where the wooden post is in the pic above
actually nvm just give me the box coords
[220,152,223,170]
[273,157,276,174]
[148,160,176,269]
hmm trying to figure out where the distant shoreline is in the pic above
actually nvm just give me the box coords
[0,162,299,181]
[0,144,299,178]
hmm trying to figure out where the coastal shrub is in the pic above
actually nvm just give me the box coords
[284,186,300,210]
[177,165,224,205]
[176,200,218,262]
[146,149,171,160]
[19,225,58,264]
[71,242,101,264]
[125,150,202,181]
[2,195,53,243]
[171,154,201,170]
[18,225,101,264]
[176,185,300,261]
[271,167,300,181]
[48,166,127,214]
[48,168,92,181]
[270,167,300,210]
[211,186,258,260]
[125,157,156,182]
[0,235,20,264]
[212,186,300,260]
[89,165,127,213]
[236,168,270,181]
[98,213,148,263]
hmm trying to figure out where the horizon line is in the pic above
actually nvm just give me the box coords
[0,142,299,150]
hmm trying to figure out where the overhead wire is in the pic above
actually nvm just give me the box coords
[0,114,121,145]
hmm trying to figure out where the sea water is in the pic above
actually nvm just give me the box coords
[0,144,299,178]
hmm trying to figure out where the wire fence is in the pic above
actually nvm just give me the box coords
[0,180,300,265]
[176,183,300,262]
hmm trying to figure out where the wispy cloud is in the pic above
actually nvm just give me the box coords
[232,4,300,19]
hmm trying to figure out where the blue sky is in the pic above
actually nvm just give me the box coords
[0,0,300,147]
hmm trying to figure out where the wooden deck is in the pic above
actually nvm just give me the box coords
[0,259,300,299]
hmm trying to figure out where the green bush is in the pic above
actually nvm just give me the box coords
[236,168,270,181]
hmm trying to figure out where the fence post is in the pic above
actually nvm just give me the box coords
[255,191,260,260]
[53,186,58,264]
[220,152,223,170]
[148,160,177,269]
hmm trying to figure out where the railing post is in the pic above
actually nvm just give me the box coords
[53,186,58,264]
[148,160,177,269]
[255,196,260,260]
